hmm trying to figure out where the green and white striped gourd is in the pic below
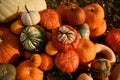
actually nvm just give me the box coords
[20,25,47,52]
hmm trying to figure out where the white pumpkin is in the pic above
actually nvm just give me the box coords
[0,0,47,23]
[0,0,20,23]
[21,7,40,26]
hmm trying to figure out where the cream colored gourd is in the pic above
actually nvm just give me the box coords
[0,0,47,23]
[95,43,116,65]
[0,0,20,23]
[21,6,40,26]
[77,73,93,80]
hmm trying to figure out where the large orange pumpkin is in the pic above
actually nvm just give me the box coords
[52,25,80,51]
[106,29,120,53]
[83,3,104,29]
[55,49,79,73]
[0,24,23,65]
[39,9,61,31]
[90,19,107,38]
[75,39,96,68]
[16,60,43,80]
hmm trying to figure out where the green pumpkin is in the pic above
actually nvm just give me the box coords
[20,25,47,52]
[0,63,16,80]
[76,23,90,39]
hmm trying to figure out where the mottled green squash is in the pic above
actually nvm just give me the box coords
[20,25,47,52]
[0,63,16,80]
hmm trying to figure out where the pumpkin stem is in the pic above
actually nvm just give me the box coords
[25,5,29,13]
[90,7,95,12]
[71,7,79,11]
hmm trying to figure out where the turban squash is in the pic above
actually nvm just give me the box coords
[52,25,80,51]
[0,25,22,64]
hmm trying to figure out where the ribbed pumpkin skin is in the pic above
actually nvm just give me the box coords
[83,3,104,29]
[39,9,61,31]
[52,25,80,51]
[0,63,16,80]
[20,25,47,52]
[55,49,79,73]
[16,60,43,80]
[106,29,120,53]
[0,25,22,64]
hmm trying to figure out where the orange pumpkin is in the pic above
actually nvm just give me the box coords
[75,39,96,68]
[66,6,86,25]
[55,49,79,73]
[29,54,42,68]
[83,3,104,29]
[16,60,43,80]
[0,25,23,65]
[40,53,54,71]
[39,9,61,31]
[106,29,120,53]
[52,25,80,51]
[56,2,77,24]
[90,20,107,38]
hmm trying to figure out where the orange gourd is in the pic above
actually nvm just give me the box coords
[90,20,107,38]
[39,9,61,31]
[16,60,43,80]
[0,25,23,65]
[29,54,42,68]
[55,49,79,73]
[66,6,86,25]
[56,2,77,24]
[52,25,80,51]
[40,53,54,71]
[75,39,96,68]
[83,3,104,29]
[45,41,58,56]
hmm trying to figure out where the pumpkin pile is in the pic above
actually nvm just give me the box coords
[0,0,120,80]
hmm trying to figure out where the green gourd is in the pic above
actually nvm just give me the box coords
[20,25,47,52]
[0,63,16,80]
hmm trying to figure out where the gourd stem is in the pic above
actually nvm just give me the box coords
[91,7,95,12]
[25,5,29,13]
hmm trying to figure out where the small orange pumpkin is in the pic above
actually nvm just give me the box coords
[66,6,86,25]
[29,54,42,68]
[56,2,77,24]
[83,3,104,29]
[55,49,79,73]
[52,25,80,51]
[39,9,61,31]
[106,29,120,53]
[40,53,54,71]
[75,39,96,68]
[90,20,107,38]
